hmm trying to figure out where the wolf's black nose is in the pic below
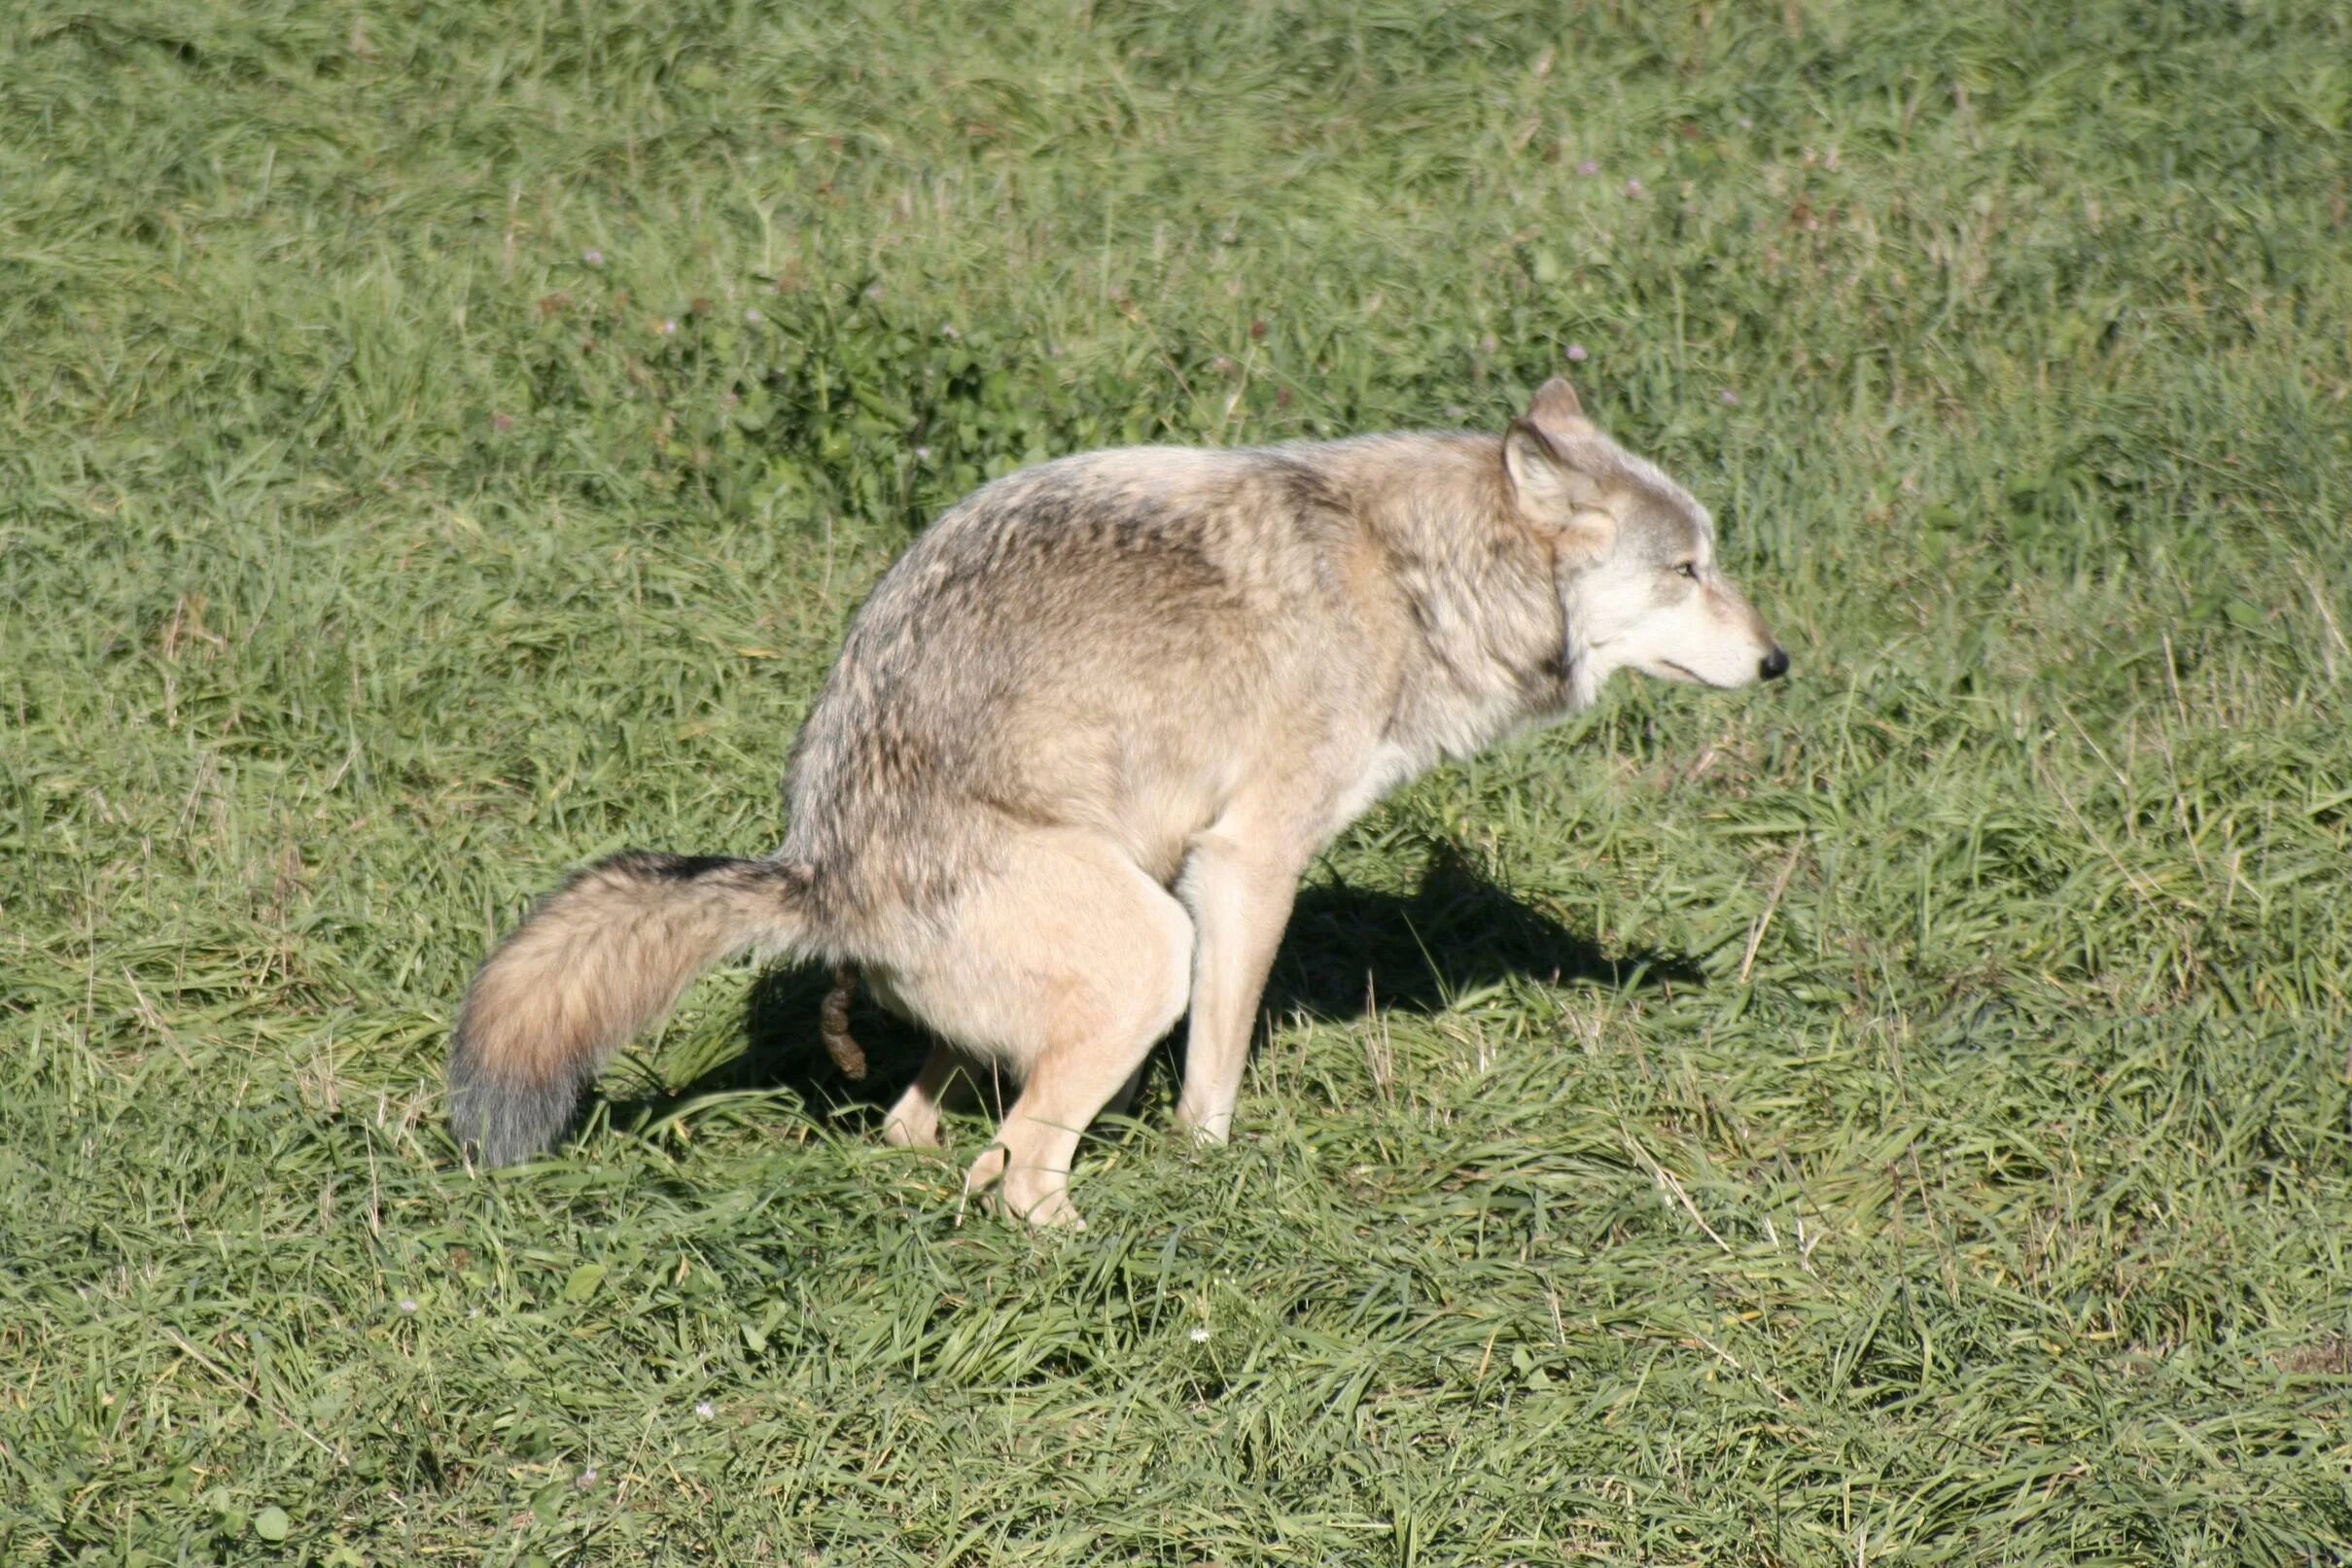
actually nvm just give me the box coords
[1760,646,1790,681]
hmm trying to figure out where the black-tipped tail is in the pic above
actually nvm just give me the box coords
[448,852,815,1165]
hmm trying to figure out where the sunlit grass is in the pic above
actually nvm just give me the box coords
[3,0,2349,1561]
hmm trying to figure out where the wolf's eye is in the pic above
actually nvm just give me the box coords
[1674,562,1701,579]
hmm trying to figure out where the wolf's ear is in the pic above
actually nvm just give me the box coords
[1526,375,1585,432]
[1504,418,1605,515]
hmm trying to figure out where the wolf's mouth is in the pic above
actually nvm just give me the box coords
[1660,659,1720,687]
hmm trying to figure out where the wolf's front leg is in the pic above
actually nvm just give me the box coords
[1173,826,1305,1143]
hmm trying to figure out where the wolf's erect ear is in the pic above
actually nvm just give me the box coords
[1526,375,1585,433]
[1504,418,1605,516]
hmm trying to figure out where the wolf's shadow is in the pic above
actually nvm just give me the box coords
[605,843,1701,1138]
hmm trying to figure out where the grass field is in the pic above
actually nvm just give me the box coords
[5,0,2352,1560]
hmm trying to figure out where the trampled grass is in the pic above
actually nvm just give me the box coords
[3,1,2350,1561]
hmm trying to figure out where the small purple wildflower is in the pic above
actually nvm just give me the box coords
[490,412,513,434]
[1624,178,1644,197]
[694,1401,716,1419]
[399,1299,418,1314]
[1720,388,1740,406]
[659,318,679,335]
[744,307,763,325]
[577,1467,599,1487]
[1565,343,1590,363]
[1576,159,1600,177]
[913,445,932,461]
[583,249,605,267]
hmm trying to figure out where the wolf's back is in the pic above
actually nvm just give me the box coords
[448,852,816,1165]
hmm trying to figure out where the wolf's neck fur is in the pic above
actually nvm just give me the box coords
[1329,433,1581,760]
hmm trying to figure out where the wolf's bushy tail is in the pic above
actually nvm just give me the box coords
[448,852,817,1166]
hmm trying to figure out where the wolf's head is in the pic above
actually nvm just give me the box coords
[1502,377,1787,703]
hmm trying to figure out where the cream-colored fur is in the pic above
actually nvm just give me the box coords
[448,375,1787,1224]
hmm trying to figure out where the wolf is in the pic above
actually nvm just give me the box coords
[448,376,1786,1225]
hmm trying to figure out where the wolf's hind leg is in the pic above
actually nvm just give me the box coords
[882,1043,970,1149]
[887,831,1192,1227]
[984,839,1192,1226]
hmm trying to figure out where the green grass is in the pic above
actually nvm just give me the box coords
[5,0,2351,1560]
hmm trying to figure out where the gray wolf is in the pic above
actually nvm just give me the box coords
[448,376,1787,1225]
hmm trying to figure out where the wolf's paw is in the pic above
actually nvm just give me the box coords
[962,1145,1084,1228]
[881,1108,944,1149]
[1003,1180,1084,1229]
[1173,1106,1234,1147]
